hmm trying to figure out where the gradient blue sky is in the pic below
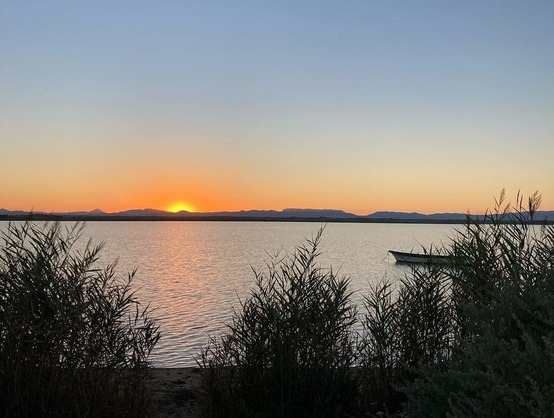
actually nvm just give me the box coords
[2,1,553,214]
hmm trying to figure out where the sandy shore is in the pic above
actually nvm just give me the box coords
[148,368,202,418]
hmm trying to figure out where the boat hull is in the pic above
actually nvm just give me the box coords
[389,250,451,265]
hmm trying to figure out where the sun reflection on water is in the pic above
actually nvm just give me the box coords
[3,221,454,367]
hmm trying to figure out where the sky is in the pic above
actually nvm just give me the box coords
[1,1,553,215]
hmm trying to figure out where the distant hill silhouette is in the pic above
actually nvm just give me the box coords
[367,211,429,220]
[282,208,356,218]
[367,211,470,221]
[65,209,107,216]
[113,208,169,217]
[198,208,357,218]
[1,208,553,223]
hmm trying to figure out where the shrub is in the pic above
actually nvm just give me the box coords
[197,228,358,418]
[402,316,554,417]
[0,221,160,417]
[400,191,554,416]
[359,263,456,415]
[358,191,554,416]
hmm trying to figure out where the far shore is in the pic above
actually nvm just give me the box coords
[2,214,551,225]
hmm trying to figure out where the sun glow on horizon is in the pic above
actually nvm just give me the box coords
[167,202,195,213]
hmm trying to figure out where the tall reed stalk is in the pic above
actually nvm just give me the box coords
[198,228,358,418]
[359,263,456,415]
[401,191,554,417]
[359,190,554,416]
[196,190,553,416]
[0,221,160,417]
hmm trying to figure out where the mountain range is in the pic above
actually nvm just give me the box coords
[1,208,553,223]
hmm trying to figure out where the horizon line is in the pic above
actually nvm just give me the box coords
[2,207,553,217]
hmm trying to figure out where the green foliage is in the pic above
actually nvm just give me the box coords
[0,221,160,417]
[359,264,456,415]
[357,191,554,416]
[402,326,554,417]
[400,191,554,417]
[196,190,553,416]
[198,228,358,418]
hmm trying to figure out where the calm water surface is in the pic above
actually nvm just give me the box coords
[2,221,457,367]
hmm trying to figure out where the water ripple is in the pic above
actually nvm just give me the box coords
[2,221,454,367]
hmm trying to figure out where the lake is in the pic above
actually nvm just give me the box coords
[1,221,458,367]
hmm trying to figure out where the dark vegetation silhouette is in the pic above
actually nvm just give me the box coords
[197,228,359,418]
[400,191,554,417]
[2,191,552,416]
[0,222,160,417]
[199,191,554,417]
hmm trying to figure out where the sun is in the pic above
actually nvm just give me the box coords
[167,202,195,213]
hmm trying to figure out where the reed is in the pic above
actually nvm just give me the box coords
[197,228,359,418]
[357,191,554,416]
[400,191,554,417]
[0,221,160,417]
[359,263,456,415]
[193,190,553,416]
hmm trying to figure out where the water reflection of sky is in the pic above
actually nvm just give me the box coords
[0,221,455,367]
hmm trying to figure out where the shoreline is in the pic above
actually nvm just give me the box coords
[148,367,202,418]
[2,215,551,225]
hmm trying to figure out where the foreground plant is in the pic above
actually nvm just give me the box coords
[359,263,456,415]
[0,221,160,417]
[198,228,358,418]
[358,191,554,416]
[401,191,554,417]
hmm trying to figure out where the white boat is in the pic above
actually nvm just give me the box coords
[389,250,452,265]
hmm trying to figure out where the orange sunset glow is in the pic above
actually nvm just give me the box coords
[167,202,195,213]
[1,1,553,216]
[2,5,554,418]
